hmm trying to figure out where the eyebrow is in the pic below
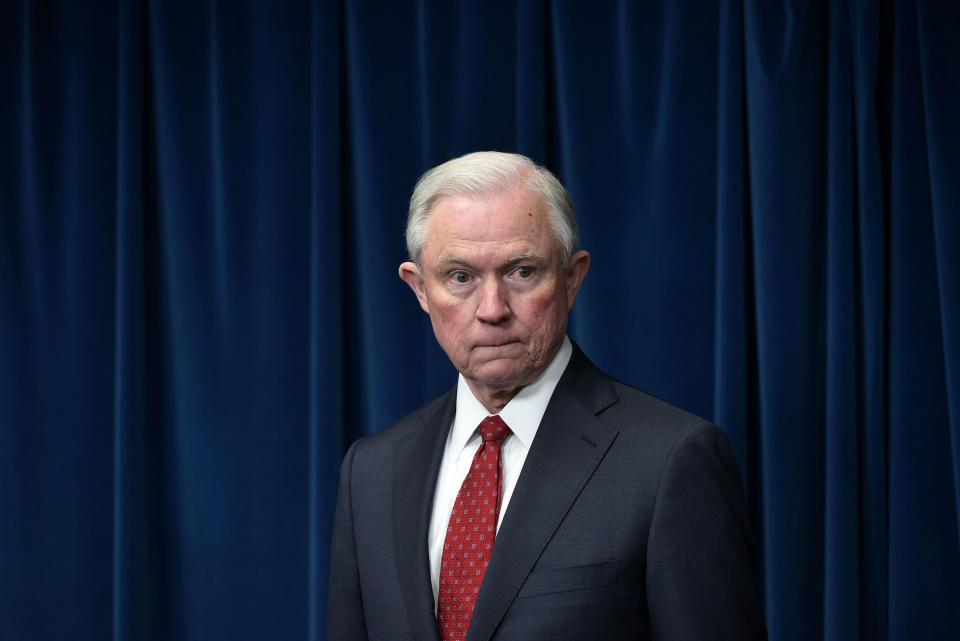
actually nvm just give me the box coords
[503,251,546,267]
[435,251,547,272]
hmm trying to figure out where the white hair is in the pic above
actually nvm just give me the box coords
[405,151,580,265]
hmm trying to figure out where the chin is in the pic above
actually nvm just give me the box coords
[467,362,536,390]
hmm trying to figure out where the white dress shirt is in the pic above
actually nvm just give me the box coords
[427,336,573,608]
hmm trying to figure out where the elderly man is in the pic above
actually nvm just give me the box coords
[328,152,766,641]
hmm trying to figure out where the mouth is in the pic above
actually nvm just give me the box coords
[474,340,521,349]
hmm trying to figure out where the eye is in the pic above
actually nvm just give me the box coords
[514,266,535,278]
[452,271,471,283]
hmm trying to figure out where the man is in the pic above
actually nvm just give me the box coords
[328,151,766,640]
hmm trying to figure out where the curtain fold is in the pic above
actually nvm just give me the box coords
[112,0,151,638]
[307,1,345,637]
[915,0,960,544]
[2,1,959,640]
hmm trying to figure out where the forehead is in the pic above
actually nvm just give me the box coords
[423,187,557,257]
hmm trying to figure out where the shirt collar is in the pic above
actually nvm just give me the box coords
[451,336,573,450]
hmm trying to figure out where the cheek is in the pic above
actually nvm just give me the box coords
[430,301,471,343]
[518,292,568,332]
[425,287,459,321]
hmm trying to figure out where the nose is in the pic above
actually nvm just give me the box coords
[475,278,511,324]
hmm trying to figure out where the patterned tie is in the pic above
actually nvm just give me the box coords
[437,415,512,641]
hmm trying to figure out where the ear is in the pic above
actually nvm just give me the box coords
[564,250,591,309]
[399,261,431,314]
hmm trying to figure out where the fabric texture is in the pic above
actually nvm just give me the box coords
[3,2,960,640]
[328,344,767,640]
[437,416,511,641]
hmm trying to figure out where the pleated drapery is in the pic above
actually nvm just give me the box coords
[2,1,959,640]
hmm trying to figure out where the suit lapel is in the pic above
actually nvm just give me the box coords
[393,389,456,641]
[466,348,620,641]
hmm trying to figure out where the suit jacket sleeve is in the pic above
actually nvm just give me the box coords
[646,421,767,640]
[327,440,370,641]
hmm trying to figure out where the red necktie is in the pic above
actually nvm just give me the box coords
[437,415,512,641]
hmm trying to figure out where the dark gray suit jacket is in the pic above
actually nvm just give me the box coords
[328,346,767,640]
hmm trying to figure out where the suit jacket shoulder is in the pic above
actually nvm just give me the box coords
[329,344,767,641]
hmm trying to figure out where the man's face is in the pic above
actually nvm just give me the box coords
[399,186,590,405]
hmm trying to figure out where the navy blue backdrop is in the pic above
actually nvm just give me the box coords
[2,1,959,640]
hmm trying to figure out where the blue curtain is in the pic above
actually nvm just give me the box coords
[2,1,958,640]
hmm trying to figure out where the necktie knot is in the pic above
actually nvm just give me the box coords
[480,415,511,443]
